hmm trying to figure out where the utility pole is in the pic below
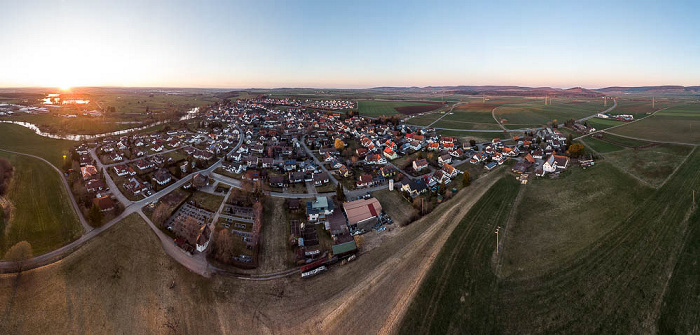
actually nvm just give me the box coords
[495,226,500,254]
[652,97,655,109]
[604,97,607,107]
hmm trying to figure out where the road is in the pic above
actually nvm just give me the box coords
[300,138,340,186]
[0,148,92,233]
[89,148,134,206]
[425,102,465,128]
[578,98,617,122]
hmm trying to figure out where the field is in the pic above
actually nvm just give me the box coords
[357,100,441,117]
[603,145,694,187]
[584,117,625,130]
[253,197,295,273]
[400,177,521,333]
[189,191,224,212]
[0,114,136,135]
[0,123,76,168]
[404,112,443,126]
[580,136,625,153]
[400,148,700,333]
[494,98,606,125]
[608,103,700,144]
[0,152,81,257]
[501,163,654,279]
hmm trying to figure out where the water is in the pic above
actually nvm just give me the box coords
[1,107,200,141]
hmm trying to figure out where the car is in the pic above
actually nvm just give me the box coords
[377,226,386,232]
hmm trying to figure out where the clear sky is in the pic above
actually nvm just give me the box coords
[1,0,698,89]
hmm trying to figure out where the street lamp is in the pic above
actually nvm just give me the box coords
[495,226,500,255]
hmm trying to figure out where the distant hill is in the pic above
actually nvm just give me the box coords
[594,86,700,95]
[370,85,700,97]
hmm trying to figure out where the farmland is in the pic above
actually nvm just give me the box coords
[603,145,694,187]
[400,148,700,334]
[357,100,442,117]
[0,152,81,257]
[608,103,700,144]
[494,98,606,125]
[580,136,625,153]
[0,123,76,168]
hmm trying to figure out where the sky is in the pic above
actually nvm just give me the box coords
[0,0,698,89]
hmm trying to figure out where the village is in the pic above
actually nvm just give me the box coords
[61,96,587,278]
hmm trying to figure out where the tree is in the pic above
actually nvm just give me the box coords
[568,143,585,158]
[174,216,201,245]
[334,138,345,150]
[552,119,558,128]
[213,229,234,263]
[439,180,446,195]
[88,203,103,226]
[152,203,173,228]
[566,133,574,147]
[0,158,14,196]
[4,241,32,272]
[462,171,470,187]
[469,139,476,147]
[336,183,346,202]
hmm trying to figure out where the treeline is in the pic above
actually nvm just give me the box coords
[0,158,14,196]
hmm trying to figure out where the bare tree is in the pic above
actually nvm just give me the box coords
[214,229,234,263]
[152,203,173,228]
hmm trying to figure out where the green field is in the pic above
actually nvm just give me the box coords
[494,98,606,125]
[401,148,700,333]
[357,100,438,117]
[0,123,76,168]
[400,177,520,333]
[585,117,625,130]
[580,136,625,153]
[608,103,700,144]
[0,152,81,257]
[502,163,654,278]
[405,113,443,126]
[603,144,694,187]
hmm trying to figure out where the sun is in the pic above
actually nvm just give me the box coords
[58,84,72,91]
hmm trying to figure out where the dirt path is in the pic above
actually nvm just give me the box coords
[304,170,504,334]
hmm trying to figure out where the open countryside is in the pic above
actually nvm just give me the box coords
[2,1,700,334]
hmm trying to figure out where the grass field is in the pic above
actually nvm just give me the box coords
[0,123,76,168]
[585,117,625,130]
[371,189,417,226]
[0,152,81,257]
[405,113,444,126]
[357,100,439,117]
[494,98,606,125]
[603,144,693,187]
[608,103,700,144]
[580,136,625,153]
[501,163,654,279]
[400,148,700,333]
[400,177,520,333]
[0,114,136,135]
[189,191,224,212]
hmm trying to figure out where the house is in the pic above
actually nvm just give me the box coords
[442,164,458,178]
[306,196,335,222]
[542,154,570,173]
[244,170,261,181]
[366,154,387,165]
[85,179,105,193]
[383,147,398,160]
[380,165,396,178]
[269,175,287,188]
[431,170,450,184]
[313,172,330,186]
[356,174,373,188]
[153,169,172,185]
[125,177,146,195]
[325,209,349,237]
[343,197,382,230]
[427,142,440,151]
[135,159,154,171]
[524,153,535,164]
[81,165,98,180]
[288,171,304,183]
[413,159,428,171]
[401,178,428,197]
[485,161,498,170]
[438,154,452,166]
[338,165,350,177]
[92,195,115,212]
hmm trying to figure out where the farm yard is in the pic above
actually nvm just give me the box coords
[357,100,443,117]
[0,152,81,257]
[400,149,700,334]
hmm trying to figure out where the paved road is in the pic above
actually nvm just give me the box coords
[300,138,340,186]
[425,102,465,128]
[0,149,92,233]
[578,98,617,122]
[90,148,134,206]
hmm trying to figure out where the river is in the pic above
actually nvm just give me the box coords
[1,107,200,141]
